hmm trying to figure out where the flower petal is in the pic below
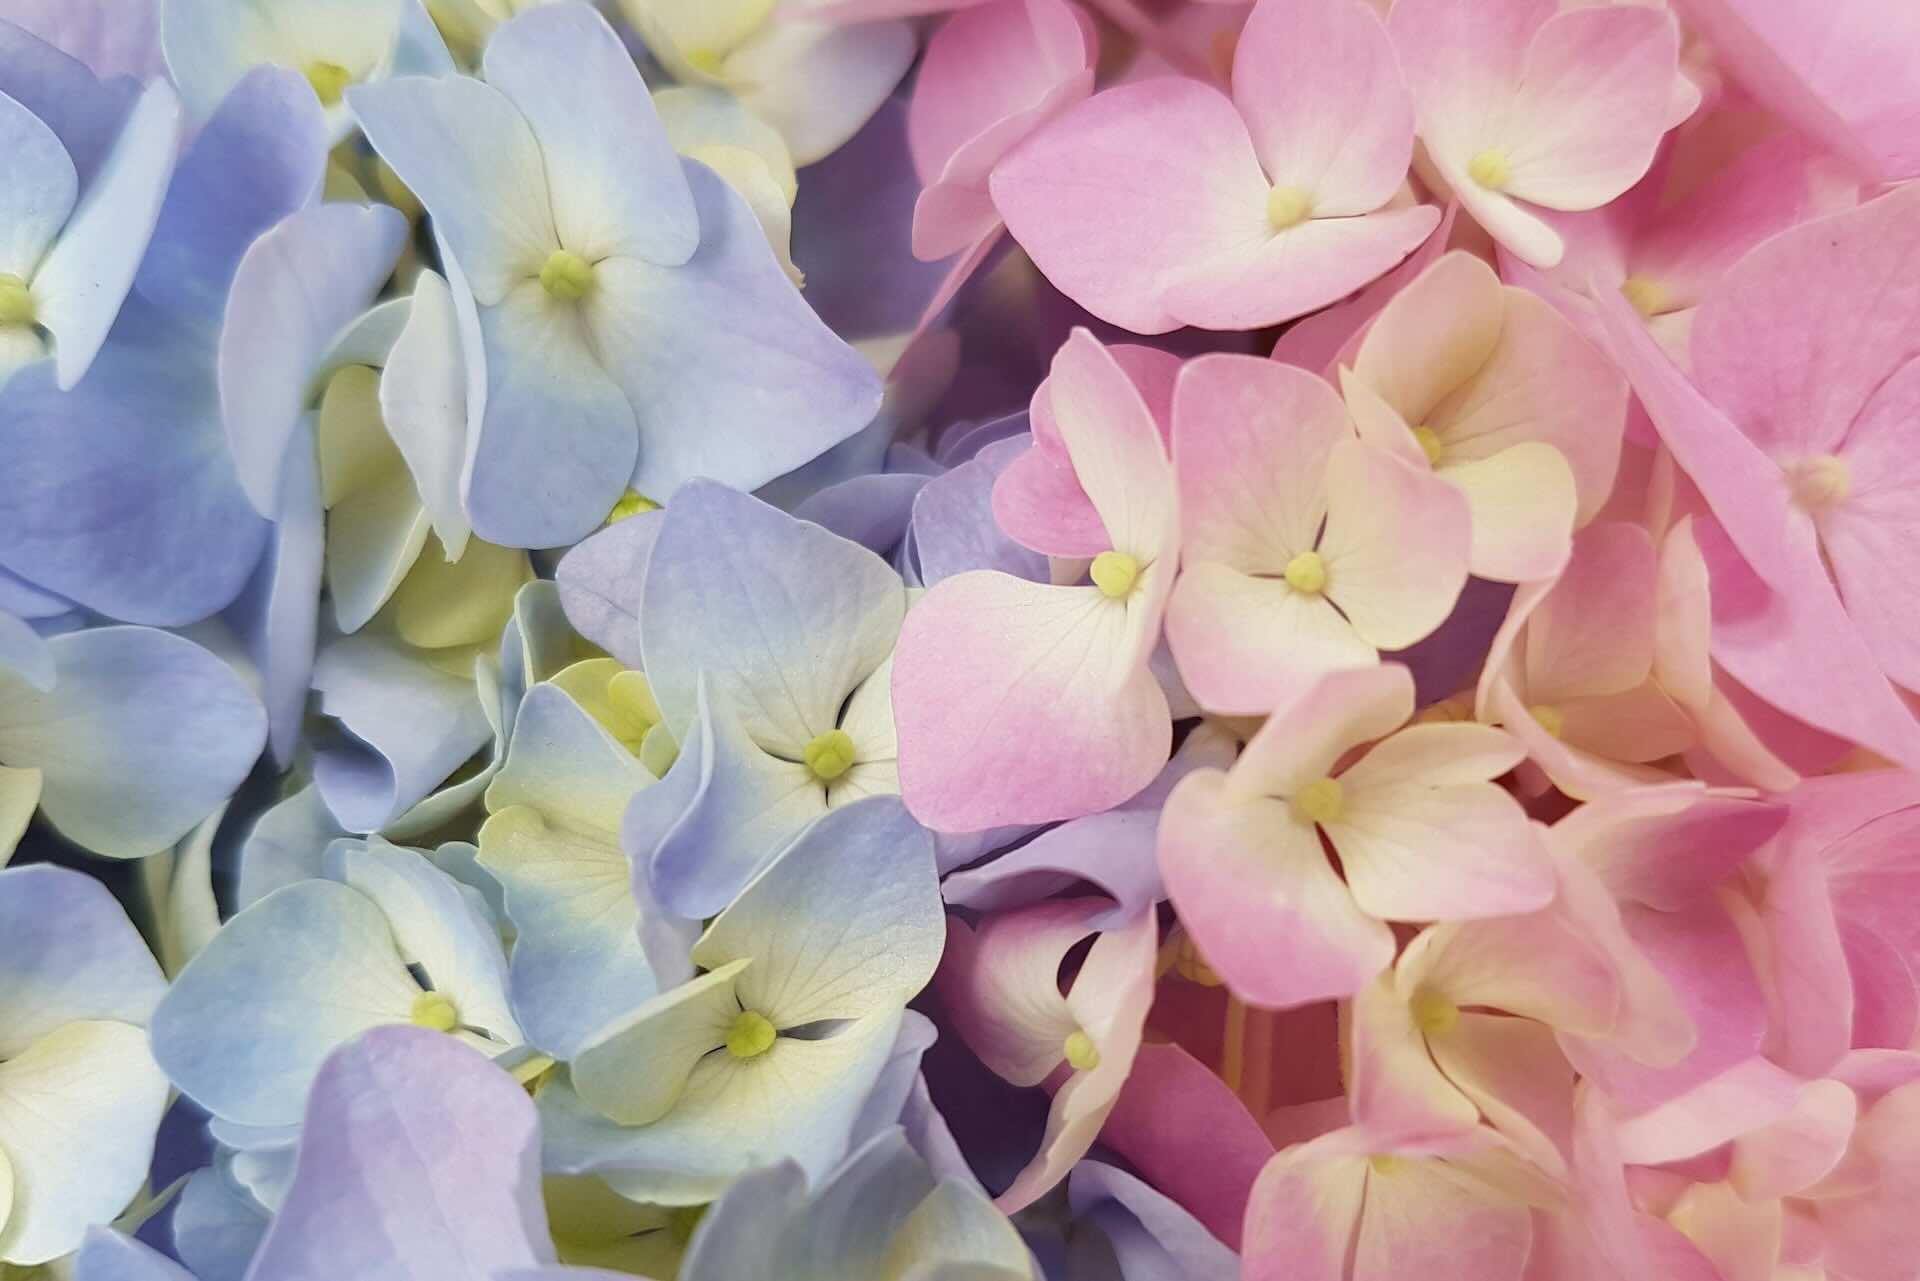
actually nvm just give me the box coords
[1159,769,1393,1008]
[481,4,698,267]
[989,76,1268,334]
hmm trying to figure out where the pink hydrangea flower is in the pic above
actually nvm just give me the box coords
[892,329,1177,830]
[1389,0,1682,267]
[1593,182,1920,769]
[1341,250,1628,583]
[1157,664,1555,1009]
[1164,353,1471,716]
[1243,1122,1551,1281]
[990,0,1441,333]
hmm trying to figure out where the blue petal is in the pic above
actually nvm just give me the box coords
[219,203,408,515]
[0,625,266,859]
[592,160,882,503]
[71,1229,198,1281]
[553,512,658,670]
[640,479,904,748]
[224,415,324,766]
[0,862,166,1051]
[246,1028,553,1280]
[310,634,494,833]
[0,302,270,625]
[135,67,327,324]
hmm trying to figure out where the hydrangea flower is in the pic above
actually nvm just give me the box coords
[893,329,1178,830]
[992,0,1440,332]
[619,480,912,917]
[545,798,942,1202]
[1388,0,1682,268]
[349,3,881,547]
[151,836,521,1129]
[1159,664,1555,1008]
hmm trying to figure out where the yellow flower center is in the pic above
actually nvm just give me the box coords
[1064,1028,1101,1072]
[1467,147,1511,192]
[802,728,856,782]
[410,991,459,1032]
[1291,776,1345,825]
[685,47,726,76]
[1090,549,1141,599]
[1369,1154,1407,1177]
[726,1009,777,1059]
[1787,454,1851,512]
[1283,550,1328,595]
[1410,987,1459,1036]
[1412,425,1445,467]
[304,60,354,107]
[0,274,35,328]
[540,249,596,302]
[1620,275,1667,318]
[1529,703,1565,739]
[607,490,660,523]
[1266,186,1314,231]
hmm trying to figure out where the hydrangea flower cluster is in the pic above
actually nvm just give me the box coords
[0,0,1917,1278]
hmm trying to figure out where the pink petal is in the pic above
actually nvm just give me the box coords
[1521,523,1658,702]
[1165,563,1377,717]
[1238,664,1417,794]
[1388,0,1556,146]
[1818,1081,1920,1281]
[1428,1012,1576,1173]
[908,0,1093,260]
[1232,0,1416,214]
[1592,285,1920,767]
[1351,251,1506,427]
[1318,438,1472,650]
[1627,135,1818,314]
[1690,183,1920,464]
[1158,769,1395,1008]
[1348,972,1481,1140]
[1825,358,1920,692]
[1440,445,1577,583]
[1400,888,1619,1035]
[1551,782,1784,912]
[1425,287,1625,528]
[908,0,1091,184]
[1754,836,1855,1078]
[1045,329,1177,561]
[1271,202,1458,375]
[994,341,1178,558]
[1654,518,1714,713]
[1160,205,1442,331]
[1352,1148,1535,1281]
[1500,6,1679,211]
[1825,805,1920,974]
[1331,750,1556,922]
[1242,1140,1368,1281]
[1101,1042,1275,1248]
[1562,898,1767,1114]
[1488,675,1678,801]
[1172,353,1348,566]
[891,571,1171,830]
[1611,1055,1806,1166]
[1728,1077,1857,1201]
[989,76,1267,333]
[1674,0,1920,185]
